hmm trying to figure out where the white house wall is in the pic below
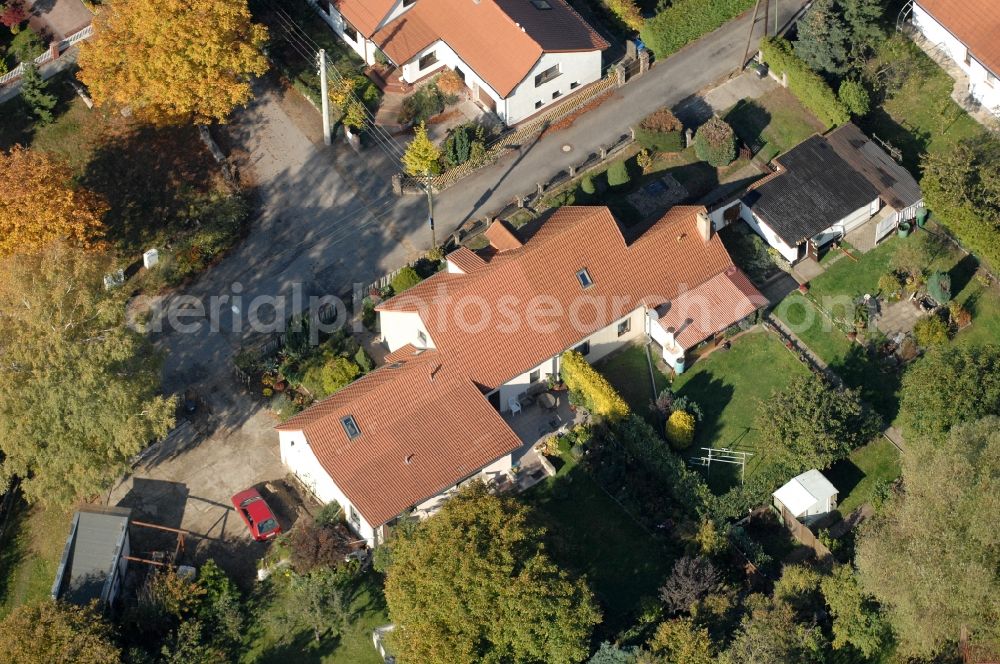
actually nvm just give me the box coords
[309,1,377,64]
[279,429,378,544]
[497,307,645,412]
[380,310,435,352]
[400,41,505,116]
[740,205,800,263]
[504,50,602,125]
[912,4,1000,115]
[412,454,513,515]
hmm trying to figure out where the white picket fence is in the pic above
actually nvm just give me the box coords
[0,23,94,88]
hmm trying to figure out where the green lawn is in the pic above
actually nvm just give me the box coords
[245,568,388,664]
[524,443,676,638]
[826,438,901,517]
[860,36,985,177]
[775,231,1000,420]
[594,343,669,426]
[724,86,825,163]
[0,500,72,617]
[670,331,810,490]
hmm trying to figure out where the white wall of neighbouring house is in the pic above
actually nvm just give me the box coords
[497,307,644,412]
[912,4,1000,115]
[740,205,800,263]
[400,41,505,115]
[309,0,378,64]
[379,310,434,352]
[279,429,378,544]
[504,50,603,125]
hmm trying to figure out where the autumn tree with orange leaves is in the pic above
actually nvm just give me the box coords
[0,146,107,258]
[77,0,268,125]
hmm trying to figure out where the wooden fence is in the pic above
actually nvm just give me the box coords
[775,504,833,561]
[0,24,94,88]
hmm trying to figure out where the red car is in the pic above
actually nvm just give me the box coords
[231,487,282,541]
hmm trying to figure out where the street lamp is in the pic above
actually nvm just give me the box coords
[423,174,436,250]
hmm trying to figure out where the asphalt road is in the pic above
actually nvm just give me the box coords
[153,1,808,393]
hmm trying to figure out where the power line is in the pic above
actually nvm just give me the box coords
[257,0,406,161]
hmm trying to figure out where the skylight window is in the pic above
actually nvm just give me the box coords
[341,415,361,439]
[531,0,552,8]
[576,268,594,288]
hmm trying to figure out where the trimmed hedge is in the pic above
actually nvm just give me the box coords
[636,108,685,152]
[602,0,643,32]
[561,350,629,421]
[640,0,755,60]
[759,37,850,128]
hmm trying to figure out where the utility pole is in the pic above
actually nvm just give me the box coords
[318,49,331,146]
[424,177,436,249]
[737,0,763,76]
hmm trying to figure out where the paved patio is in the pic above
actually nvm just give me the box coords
[844,210,892,254]
[27,0,91,42]
[876,297,928,337]
[501,393,585,490]
[792,258,825,283]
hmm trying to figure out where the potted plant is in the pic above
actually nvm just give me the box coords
[798,282,809,294]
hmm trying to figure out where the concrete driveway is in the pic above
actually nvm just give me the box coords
[107,388,314,583]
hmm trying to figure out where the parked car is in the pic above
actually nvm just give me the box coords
[231,487,282,541]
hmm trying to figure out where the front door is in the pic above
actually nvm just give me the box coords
[807,240,819,261]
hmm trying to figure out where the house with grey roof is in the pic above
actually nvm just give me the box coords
[739,123,923,264]
[51,506,131,608]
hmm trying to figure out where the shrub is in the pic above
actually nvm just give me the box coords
[288,521,354,573]
[354,347,374,373]
[914,315,950,347]
[636,148,654,173]
[877,271,904,300]
[0,0,27,29]
[301,355,361,398]
[666,410,696,449]
[640,0,755,60]
[391,265,423,293]
[606,160,631,188]
[398,84,445,125]
[636,108,684,153]
[949,301,971,328]
[601,0,643,31]
[580,174,596,196]
[759,37,850,128]
[436,69,465,96]
[694,117,736,167]
[10,28,44,63]
[838,78,871,117]
[560,350,629,421]
[927,270,952,304]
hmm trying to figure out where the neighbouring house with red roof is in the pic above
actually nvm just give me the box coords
[310,0,608,125]
[277,206,765,545]
[905,0,1000,116]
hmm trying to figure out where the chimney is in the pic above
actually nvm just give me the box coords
[696,210,712,242]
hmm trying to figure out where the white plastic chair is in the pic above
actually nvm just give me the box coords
[508,397,522,415]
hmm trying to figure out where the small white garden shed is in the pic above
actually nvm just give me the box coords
[772,469,838,522]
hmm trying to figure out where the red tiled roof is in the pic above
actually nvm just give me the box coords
[917,0,1000,75]
[372,0,608,97]
[446,246,487,274]
[484,219,524,252]
[331,0,396,37]
[276,350,521,527]
[657,266,768,349]
[378,205,737,390]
